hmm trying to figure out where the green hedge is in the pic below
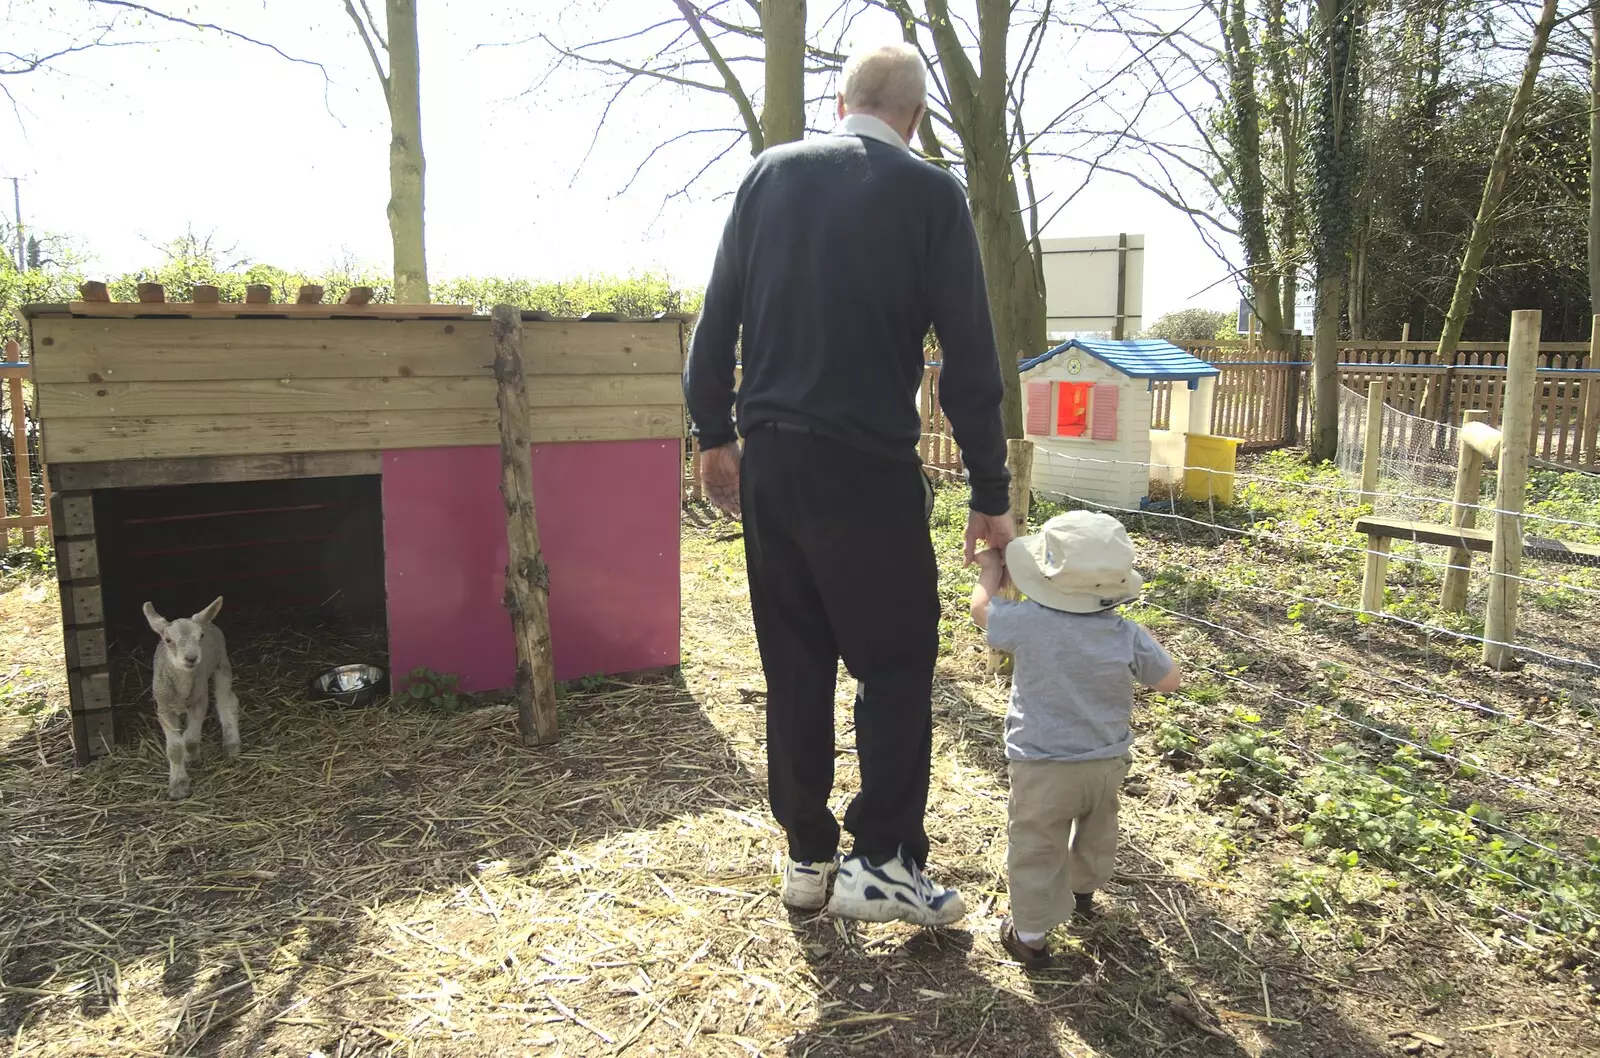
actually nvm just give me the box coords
[1,258,703,357]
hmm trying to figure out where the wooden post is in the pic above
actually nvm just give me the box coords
[1401,321,1410,344]
[1112,233,1128,340]
[1440,409,1491,612]
[1284,331,1303,446]
[51,491,111,764]
[136,282,165,303]
[1360,381,1385,504]
[191,284,220,304]
[8,372,33,548]
[1484,309,1539,670]
[245,284,271,305]
[988,438,1034,675]
[78,280,109,302]
[491,305,560,744]
[1585,314,1600,466]
[1360,534,1391,615]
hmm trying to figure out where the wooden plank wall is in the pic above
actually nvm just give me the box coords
[27,317,686,465]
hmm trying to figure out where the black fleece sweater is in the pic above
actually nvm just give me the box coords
[682,130,1011,515]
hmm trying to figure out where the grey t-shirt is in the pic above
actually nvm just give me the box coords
[986,599,1174,762]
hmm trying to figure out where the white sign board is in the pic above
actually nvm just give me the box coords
[1040,234,1144,338]
[1236,285,1316,337]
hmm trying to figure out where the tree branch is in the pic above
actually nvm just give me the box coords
[358,0,388,52]
[87,1,332,85]
[0,35,158,76]
[673,0,764,154]
[341,0,390,104]
[540,35,728,95]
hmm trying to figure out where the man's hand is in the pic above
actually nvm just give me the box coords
[965,509,1015,564]
[699,442,742,518]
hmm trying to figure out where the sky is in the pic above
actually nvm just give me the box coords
[2,0,1244,324]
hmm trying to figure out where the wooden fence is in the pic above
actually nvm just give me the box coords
[1,348,49,548]
[910,337,1600,476]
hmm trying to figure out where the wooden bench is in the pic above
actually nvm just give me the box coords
[1354,515,1600,615]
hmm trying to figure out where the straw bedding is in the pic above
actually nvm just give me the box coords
[0,512,1593,1056]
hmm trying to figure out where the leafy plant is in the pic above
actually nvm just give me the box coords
[1196,729,1298,802]
[402,667,471,712]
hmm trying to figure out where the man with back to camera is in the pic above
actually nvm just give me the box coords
[683,42,1013,926]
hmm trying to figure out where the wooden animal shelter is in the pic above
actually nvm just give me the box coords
[23,288,686,764]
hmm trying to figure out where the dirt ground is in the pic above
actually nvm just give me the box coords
[0,478,1597,1056]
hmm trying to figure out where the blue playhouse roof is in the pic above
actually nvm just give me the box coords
[1019,337,1221,382]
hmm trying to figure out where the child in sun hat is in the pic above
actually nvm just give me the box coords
[970,509,1182,970]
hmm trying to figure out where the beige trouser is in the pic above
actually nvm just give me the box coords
[1006,756,1130,935]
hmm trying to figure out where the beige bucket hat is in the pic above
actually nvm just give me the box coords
[1004,510,1144,614]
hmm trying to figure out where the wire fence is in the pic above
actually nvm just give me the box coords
[1030,445,1600,949]
[1334,384,1484,522]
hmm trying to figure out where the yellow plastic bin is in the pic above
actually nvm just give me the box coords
[1183,434,1243,505]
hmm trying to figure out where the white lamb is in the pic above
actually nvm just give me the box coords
[143,597,241,799]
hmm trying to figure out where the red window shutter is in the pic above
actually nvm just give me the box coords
[1091,383,1119,441]
[1025,381,1052,435]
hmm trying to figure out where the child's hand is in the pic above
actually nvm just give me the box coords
[975,547,1005,575]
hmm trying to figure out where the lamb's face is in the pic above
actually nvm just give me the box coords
[143,597,223,672]
[161,618,208,670]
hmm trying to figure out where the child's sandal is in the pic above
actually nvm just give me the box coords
[1000,918,1052,970]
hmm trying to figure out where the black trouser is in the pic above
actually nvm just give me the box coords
[740,425,940,868]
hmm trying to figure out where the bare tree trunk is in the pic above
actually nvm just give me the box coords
[968,165,1043,438]
[1223,0,1286,350]
[1308,0,1364,462]
[1590,0,1600,318]
[760,0,806,147]
[1434,0,1558,363]
[387,0,427,303]
[926,0,1040,439]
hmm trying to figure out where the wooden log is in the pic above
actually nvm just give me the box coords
[1360,534,1391,616]
[1484,310,1538,670]
[136,283,165,304]
[1360,381,1384,504]
[988,438,1034,675]
[79,281,110,302]
[245,284,272,305]
[491,304,559,745]
[1440,409,1489,613]
[343,286,375,306]
[296,284,325,305]
[1459,420,1503,459]
[191,284,220,303]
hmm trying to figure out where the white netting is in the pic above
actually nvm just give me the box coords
[1334,385,1491,521]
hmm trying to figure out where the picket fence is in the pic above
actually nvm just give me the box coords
[914,337,1600,478]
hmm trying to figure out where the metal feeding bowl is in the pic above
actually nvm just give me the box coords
[309,664,388,709]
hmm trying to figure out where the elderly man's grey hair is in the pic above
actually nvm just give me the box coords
[840,42,927,120]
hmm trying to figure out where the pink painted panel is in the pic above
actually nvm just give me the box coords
[382,439,681,692]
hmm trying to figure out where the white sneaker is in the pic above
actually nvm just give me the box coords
[781,856,839,910]
[827,849,967,926]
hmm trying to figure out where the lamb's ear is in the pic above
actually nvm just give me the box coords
[143,602,168,634]
[193,596,224,624]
